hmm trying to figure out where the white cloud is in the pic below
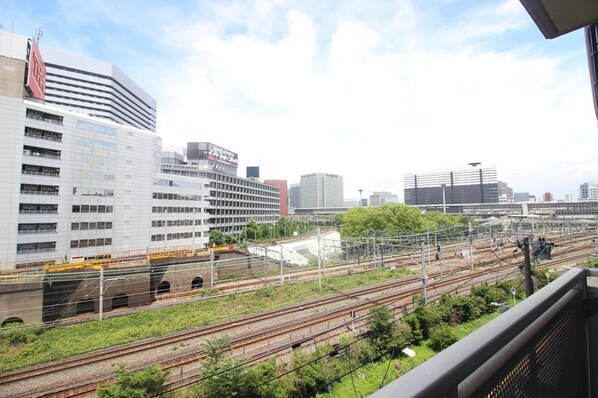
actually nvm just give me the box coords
[24,0,590,202]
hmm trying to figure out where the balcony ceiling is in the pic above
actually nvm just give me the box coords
[520,0,598,38]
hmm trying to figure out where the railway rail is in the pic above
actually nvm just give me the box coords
[1,237,595,397]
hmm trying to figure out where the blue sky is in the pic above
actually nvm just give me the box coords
[2,0,597,201]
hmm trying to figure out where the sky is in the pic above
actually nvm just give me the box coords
[2,0,598,202]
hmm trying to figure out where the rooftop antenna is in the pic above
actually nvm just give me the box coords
[34,27,43,43]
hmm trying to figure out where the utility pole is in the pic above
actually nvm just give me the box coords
[523,237,534,297]
[468,220,474,270]
[99,266,104,321]
[280,246,284,285]
[317,227,322,289]
[210,249,215,288]
[420,241,427,304]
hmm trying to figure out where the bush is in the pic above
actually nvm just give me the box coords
[428,325,458,352]
[97,364,168,398]
[0,323,44,345]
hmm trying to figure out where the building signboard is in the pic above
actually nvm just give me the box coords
[26,37,46,100]
[207,143,238,168]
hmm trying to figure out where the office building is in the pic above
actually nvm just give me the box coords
[497,181,513,203]
[300,173,344,209]
[369,191,398,206]
[162,145,280,235]
[543,192,554,202]
[580,182,598,201]
[264,180,288,216]
[41,47,157,131]
[404,165,499,206]
[514,192,531,203]
[289,183,300,210]
[0,31,279,270]
[0,32,212,270]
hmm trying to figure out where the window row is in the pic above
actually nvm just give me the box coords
[22,164,60,177]
[152,219,203,227]
[151,232,201,242]
[72,205,113,213]
[71,222,113,230]
[70,238,112,248]
[23,145,61,160]
[21,184,59,195]
[24,126,62,142]
[152,207,202,214]
[72,187,114,197]
[26,109,63,125]
[152,192,203,201]
[17,241,56,254]
[18,223,57,234]
[20,204,58,214]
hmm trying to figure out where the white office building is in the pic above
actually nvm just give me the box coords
[580,183,598,201]
[41,47,157,131]
[300,173,344,209]
[0,31,212,270]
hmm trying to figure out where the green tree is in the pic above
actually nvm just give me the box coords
[198,336,251,398]
[224,234,237,244]
[209,230,224,246]
[429,325,458,352]
[97,364,168,398]
[340,203,426,238]
[367,305,395,356]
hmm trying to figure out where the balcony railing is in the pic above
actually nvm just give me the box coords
[371,267,598,398]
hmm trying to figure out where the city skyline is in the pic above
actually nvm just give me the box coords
[3,0,597,201]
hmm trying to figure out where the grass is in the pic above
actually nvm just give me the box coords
[318,312,500,398]
[0,267,414,373]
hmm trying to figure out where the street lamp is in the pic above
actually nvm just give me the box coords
[358,189,363,207]
[441,184,447,214]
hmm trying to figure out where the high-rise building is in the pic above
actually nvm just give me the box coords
[264,180,288,216]
[300,173,344,209]
[288,183,300,210]
[404,165,498,206]
[580,183,598,201]
[0,31,279,270]
[497,181,514,203]
[543,192,554,202]
[41,47,157,131]
[369,191,398,206]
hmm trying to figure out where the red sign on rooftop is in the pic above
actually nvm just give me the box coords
[26,37,46,100]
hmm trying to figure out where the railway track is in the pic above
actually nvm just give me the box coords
[1,237,595,397]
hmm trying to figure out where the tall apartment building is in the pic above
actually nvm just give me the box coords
[264,180,288,216]
[580,183,598,201]
[300,173,344,209]
[404,165,498,206]
[41,47,157,131]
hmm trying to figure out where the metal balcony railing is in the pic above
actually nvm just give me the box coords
[371,267,598,398]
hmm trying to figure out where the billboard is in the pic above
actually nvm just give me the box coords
[26,37,47,100]
[187,142,238,168]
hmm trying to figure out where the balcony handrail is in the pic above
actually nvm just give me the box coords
[370,267,592,398]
